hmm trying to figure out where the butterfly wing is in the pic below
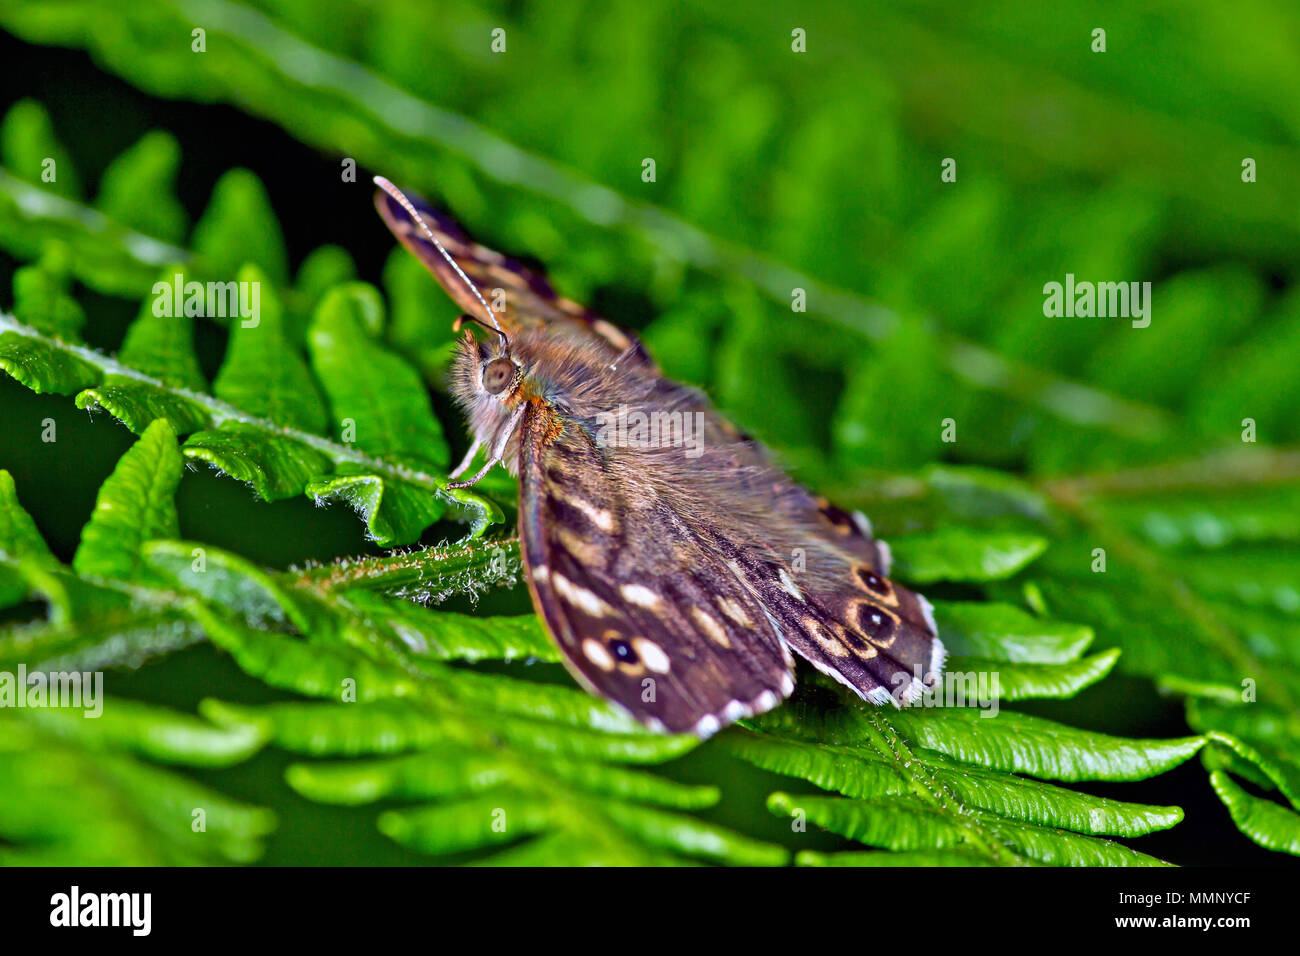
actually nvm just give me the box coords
[516,401,795,736]
[375,187,944,725]
[729,475,945,707]
[642,415,944,709]
[374,187,652,366]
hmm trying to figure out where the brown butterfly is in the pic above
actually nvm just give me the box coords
[374,177,944,737]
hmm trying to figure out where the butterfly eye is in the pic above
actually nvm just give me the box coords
[482,358,516,394]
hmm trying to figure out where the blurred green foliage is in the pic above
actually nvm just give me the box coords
[1,0,1298,863]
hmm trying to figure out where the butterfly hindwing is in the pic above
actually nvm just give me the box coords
[771,529,941,705]
[517,402,794,735]
[673,433,944,708]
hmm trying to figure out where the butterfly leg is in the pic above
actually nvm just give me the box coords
[448,437,482,480]
[448,404,527,489]
[448,457,500,489]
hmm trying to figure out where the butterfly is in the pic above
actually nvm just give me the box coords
[374,177,944,737]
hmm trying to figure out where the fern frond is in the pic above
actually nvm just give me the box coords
[0,699,273,865]
[0,433,784,865]
[715,526,1200,866]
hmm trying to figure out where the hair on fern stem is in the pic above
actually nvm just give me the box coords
[372,175,511,353]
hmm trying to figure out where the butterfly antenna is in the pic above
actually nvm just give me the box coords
[373,176,509,350]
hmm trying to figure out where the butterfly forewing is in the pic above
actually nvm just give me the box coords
[517,403,795,735]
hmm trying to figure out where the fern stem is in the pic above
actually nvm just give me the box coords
[286,538,520,594]
[862,709,1025,865]
[1042,448,1300,501]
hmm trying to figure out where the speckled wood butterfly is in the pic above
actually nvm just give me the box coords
[374,178,944,736]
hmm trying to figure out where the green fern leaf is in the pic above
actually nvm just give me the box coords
[0,700,273,865]
[0,307,499,541]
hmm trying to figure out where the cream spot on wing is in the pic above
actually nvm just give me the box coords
[531,564,549,582]
[567,495,617,532]
[691,607,731,648]
[553,573,610,617]
[620,584,661,609]
[875,539,893,575]
[694,714,721,737]
[555,525,604,567]
[634,638,671,674]
[717,597,751,628]
[918,592,939,635]
[583,638,615,671]
[723,700,748,722]
[779,568,804,601]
